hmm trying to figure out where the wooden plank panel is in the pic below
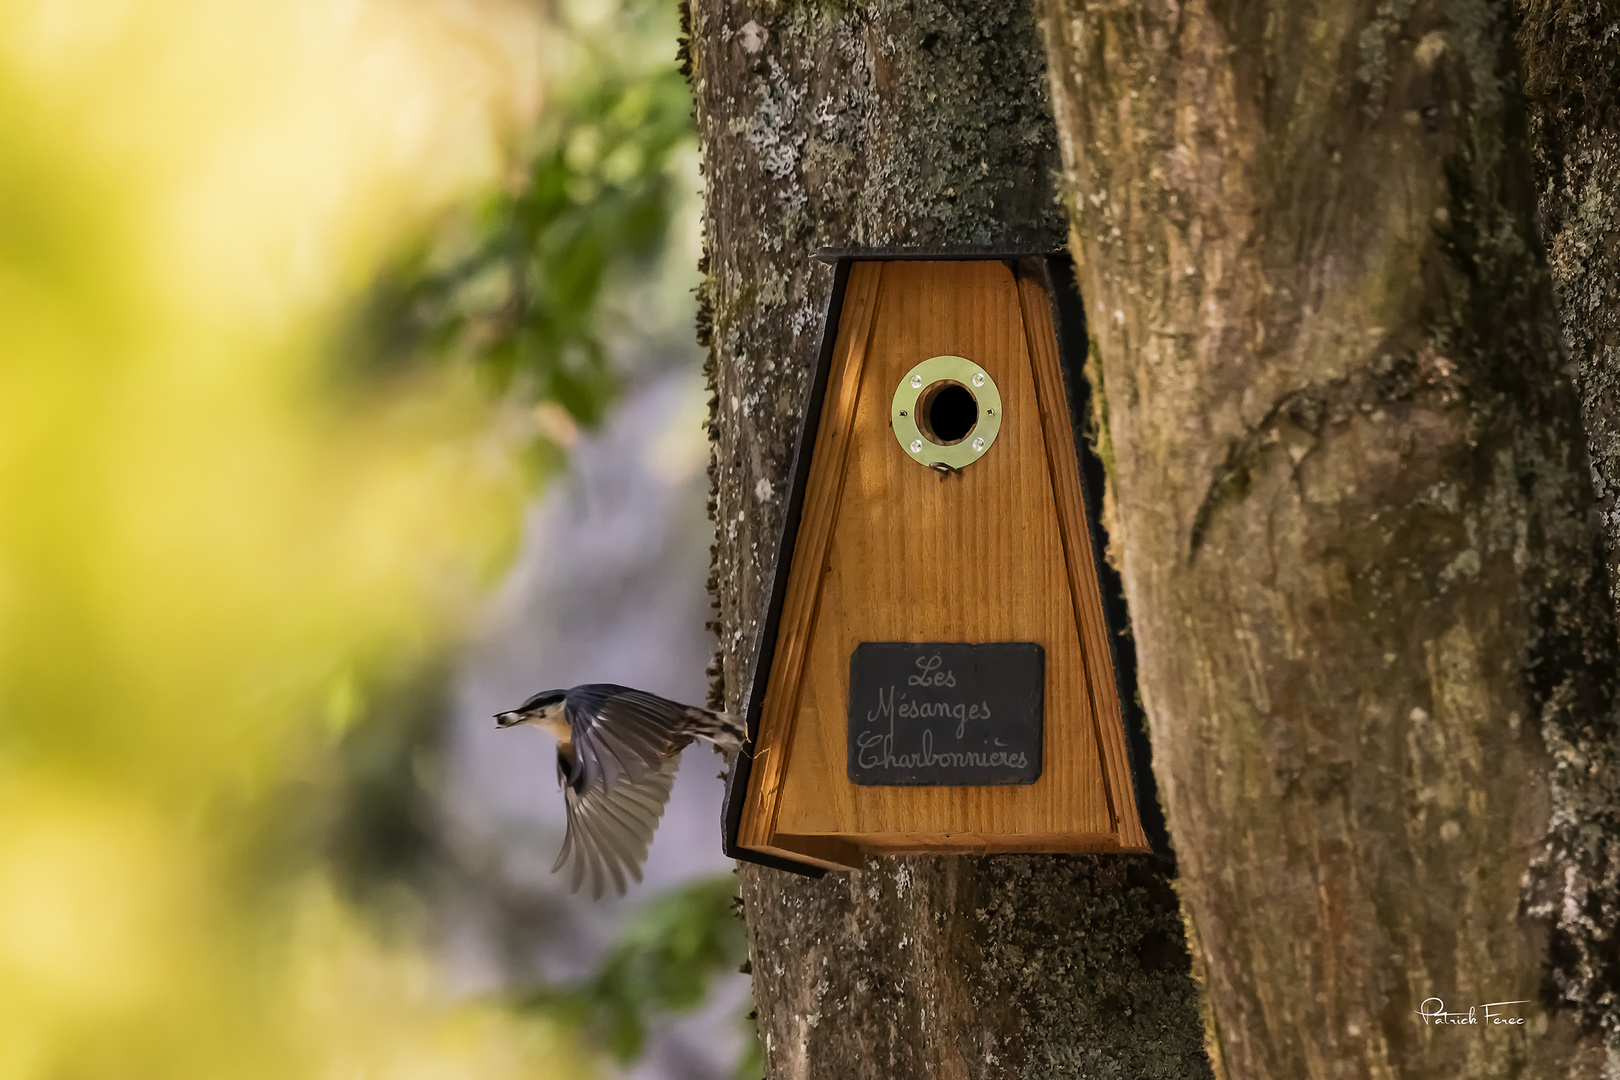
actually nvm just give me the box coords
[770,261,1114,845]
[844,831,1124,854]
[752,836,864,872]
[738,261,886,850]
[1018,273,1151,852]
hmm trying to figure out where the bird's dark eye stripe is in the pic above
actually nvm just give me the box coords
[518,690,567,712]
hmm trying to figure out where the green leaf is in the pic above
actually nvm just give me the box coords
[337,0,696,446]
[512,876,750,1066]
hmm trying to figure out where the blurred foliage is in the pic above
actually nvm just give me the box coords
[321,653,455,912]
[0,0,585,1067]
[515,877,760,1073]
[317,0,701,899]
[0,0,727,1075]
[312,0,763,1075]
[346,0,695,430]
[319,0,704,926]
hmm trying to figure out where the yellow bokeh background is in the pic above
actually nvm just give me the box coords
[0,0,594,1074]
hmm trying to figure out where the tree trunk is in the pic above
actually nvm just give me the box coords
[1039,0,1619,1076]
[684,2,1211,1077]
[1516,0,1620,1043]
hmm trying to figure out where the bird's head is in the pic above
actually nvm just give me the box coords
[494,689,568,729]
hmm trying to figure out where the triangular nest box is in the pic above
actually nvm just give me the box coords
[722,254,1159,875]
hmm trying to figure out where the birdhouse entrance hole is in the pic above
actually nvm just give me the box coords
[919,381,977,444]
[890,354,1002,469]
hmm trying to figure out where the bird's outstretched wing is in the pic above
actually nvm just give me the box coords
[554,753,678,899]
[564,684,693,790]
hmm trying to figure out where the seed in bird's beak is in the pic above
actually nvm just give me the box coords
[494,712,519,728]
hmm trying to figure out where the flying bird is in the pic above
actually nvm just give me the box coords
[495,684,744,898]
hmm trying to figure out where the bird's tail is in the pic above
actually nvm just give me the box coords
[682,706,745,757]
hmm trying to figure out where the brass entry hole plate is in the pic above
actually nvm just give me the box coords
[890,355,1002,469]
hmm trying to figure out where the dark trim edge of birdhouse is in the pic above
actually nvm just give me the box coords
[814,245,1060,263]
[1016,253,1170,855]
[718,260,850,879]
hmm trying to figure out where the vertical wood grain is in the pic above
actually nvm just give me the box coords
[1018,272,1150,851]
[738,261,885,851]
[756,260,1122,853]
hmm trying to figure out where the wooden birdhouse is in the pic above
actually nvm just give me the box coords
[721,254,1157,875]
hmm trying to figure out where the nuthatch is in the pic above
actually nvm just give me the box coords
[495,684,743,898]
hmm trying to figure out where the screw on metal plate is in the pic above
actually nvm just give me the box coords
[890,355,1002,471]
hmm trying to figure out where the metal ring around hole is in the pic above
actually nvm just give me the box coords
[890,355,1002,469]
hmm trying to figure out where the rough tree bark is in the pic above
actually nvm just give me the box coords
[683,2,1211,1077]
[1517,0,1620,1044]
[1039,0,1620,1076]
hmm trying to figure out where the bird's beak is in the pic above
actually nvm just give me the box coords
[494,712,524,729]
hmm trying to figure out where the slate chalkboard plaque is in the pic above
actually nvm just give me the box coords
[847,642,1043,786]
